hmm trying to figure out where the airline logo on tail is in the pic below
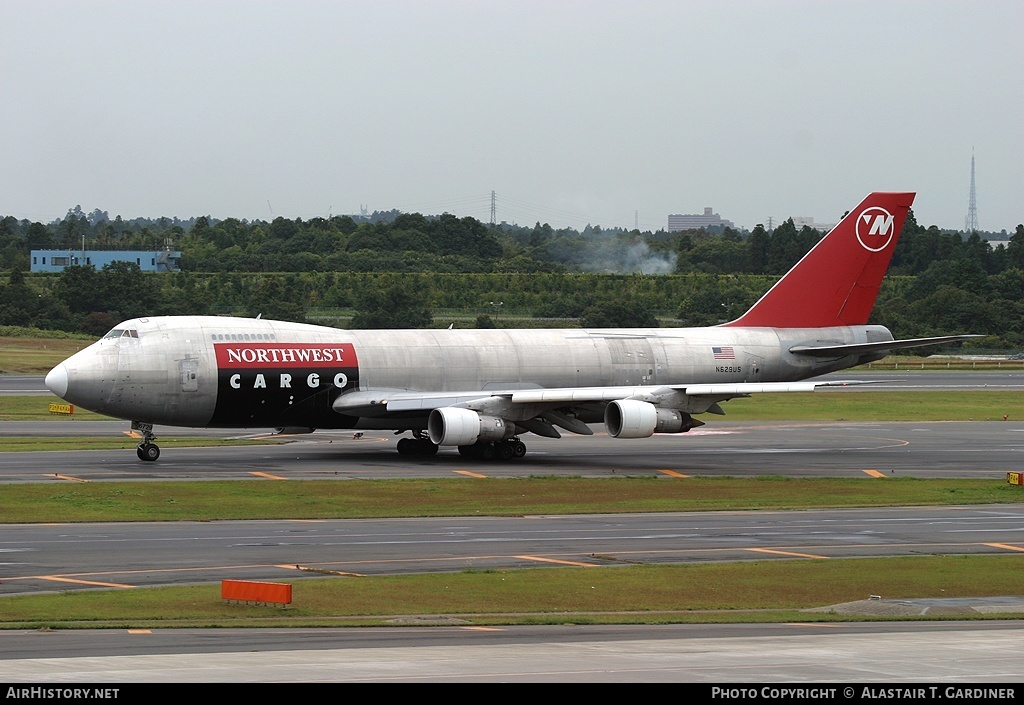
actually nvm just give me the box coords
[856,207,896,252]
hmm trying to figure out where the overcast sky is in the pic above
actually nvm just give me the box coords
[2,1,1021,234]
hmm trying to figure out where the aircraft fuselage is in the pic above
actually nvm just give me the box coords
[48,315,892,431]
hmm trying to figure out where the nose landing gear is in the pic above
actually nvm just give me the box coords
[132,421,160,462]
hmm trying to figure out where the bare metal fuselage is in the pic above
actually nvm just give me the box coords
[52,315,892,431]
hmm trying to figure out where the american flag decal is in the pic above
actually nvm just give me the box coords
[712,346,735,359]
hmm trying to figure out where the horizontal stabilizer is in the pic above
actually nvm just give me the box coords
[789,334,983,358]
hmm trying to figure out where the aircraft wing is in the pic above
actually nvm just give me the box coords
[333,390,496,414]
[333,379,879,415]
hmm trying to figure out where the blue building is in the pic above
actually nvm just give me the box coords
[30,249,181,273]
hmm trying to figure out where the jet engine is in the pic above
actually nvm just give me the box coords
[428,407,515,446]
[604,400,696,438]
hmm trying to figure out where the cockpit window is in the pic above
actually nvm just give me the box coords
[102,328,139,339]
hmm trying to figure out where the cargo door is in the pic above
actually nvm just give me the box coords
[608,337,656,386]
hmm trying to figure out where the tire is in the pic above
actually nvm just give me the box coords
[139,443,160,462]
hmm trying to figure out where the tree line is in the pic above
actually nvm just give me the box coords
[0,207,1022,349]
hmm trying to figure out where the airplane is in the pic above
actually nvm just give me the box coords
[44,191,978,462]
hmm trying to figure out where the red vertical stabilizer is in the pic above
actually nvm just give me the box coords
[723,192,915,328]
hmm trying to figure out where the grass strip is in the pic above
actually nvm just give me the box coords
[2,555,1020,629]
[0,437,282,452]
[713,391,1022,422]
[0,476,1020,523]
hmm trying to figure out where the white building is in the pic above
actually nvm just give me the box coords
[667,207,735,232]
[791,217,836,232]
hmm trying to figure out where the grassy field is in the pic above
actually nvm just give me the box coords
[2,555,1020,629]
[0,334,92,374]
[0,476,1020,523]
[705,390,1022,422]
[0,396,113,421]
[0,436,282,452]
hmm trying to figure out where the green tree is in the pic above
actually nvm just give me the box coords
[579,300,658,328]
[746,224,770,274]
[56,265,104,314]
[1006,224,1024,269]
[100,261,161,320]
[350,281,433,329]
[246,276,308,322]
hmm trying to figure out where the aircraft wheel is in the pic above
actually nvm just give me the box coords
[480,443,497,461]
[498,442,514,461]
[512,441,527,458]
[138,443,160,462]
[419,440,439,456]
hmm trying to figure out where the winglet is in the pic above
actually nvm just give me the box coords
[723,192,915,328]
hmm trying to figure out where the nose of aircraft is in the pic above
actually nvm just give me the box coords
[45,363,69,399]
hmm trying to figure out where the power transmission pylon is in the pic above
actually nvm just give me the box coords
[965,150,978,234]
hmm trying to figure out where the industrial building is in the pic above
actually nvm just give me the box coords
[30,249,181,273]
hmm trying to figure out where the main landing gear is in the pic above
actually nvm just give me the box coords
[457,438,527,461]
[395,433,528,461]
[132,421,160,462]
[396,431,439,456]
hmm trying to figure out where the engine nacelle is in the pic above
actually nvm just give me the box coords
[428,407,515,446]
[604,400,695,438]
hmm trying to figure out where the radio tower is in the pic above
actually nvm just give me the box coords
[489,190,496,227]
[965,150,978,234]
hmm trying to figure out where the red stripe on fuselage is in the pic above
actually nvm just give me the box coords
[215,343,358,368]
